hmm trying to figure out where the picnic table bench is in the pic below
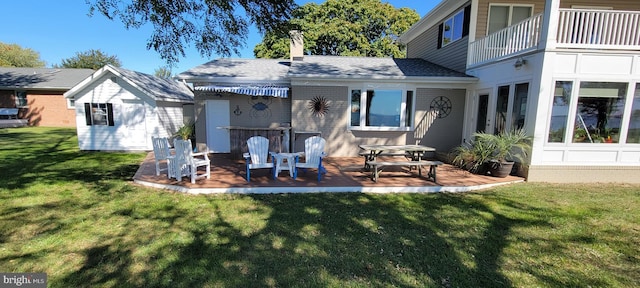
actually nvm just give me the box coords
[366,160,443,183]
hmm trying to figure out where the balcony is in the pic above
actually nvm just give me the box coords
[468,9,640,67]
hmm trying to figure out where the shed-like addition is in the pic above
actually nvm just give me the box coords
[64,65,194,151]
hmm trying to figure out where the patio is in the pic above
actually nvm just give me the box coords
[133,153,525,194]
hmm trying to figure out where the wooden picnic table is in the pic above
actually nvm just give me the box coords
[358,144,441,182]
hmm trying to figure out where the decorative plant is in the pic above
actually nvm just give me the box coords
[453,129,532,175]
[173,121,195,141]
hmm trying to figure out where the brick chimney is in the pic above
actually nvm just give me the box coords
[289,30,304,61]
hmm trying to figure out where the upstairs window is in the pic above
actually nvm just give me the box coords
[487,4,533,34]
[84,103,114,126]
[438,6,471,48]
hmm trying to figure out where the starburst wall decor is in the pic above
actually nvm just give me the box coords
[308,95,330,117]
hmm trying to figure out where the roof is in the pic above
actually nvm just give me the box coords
[65,65,194,103]
[0,67,94,90]
[176,58,291,83]
[287,56,472,79]
[177,55,473,84]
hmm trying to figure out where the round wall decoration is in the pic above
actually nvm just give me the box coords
[308,96,330,117]
[430,96,452,118]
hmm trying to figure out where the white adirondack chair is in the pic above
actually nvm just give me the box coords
[171,139,211,184]
[294,136,327,181]
[243,136,275,182]
[151,136,173,177]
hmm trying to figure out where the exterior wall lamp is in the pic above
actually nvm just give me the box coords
[514,57,527,69]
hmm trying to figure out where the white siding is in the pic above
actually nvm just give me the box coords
[74,73,157,151]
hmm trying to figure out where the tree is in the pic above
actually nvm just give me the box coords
[56,49,121,70]
[253,0,420,59]
[0,42,46,67]
[86,0,297,64]
[154,66,172,78]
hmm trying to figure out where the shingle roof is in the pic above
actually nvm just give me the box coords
[176,58,291,82]
[288,56,472,79]
[108,66,193,102]
[64,65,193,103]
[177,56,473,82]
[0,67,94,89]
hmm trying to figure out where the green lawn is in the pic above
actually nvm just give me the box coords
[1,127,638,287]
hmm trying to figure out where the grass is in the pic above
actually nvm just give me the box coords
[1,127,639,287]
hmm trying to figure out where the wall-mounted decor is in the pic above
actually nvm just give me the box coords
[233,105,242,116]
[430,96,452,118]
[308,95,330,117]
[249,96,272,118]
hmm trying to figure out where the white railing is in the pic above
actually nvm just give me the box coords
[468,9,640,67]
[469,13,543,66]
[557,9,640,49]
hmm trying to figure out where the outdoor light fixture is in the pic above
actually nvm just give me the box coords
[514,57,527,69]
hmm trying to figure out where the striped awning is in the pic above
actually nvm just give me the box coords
[195,85,289,98]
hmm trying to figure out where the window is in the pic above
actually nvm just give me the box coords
[548,81,572,143]
[512,83,529,130]
[67,98,75,109]
[349,89,414,130]
[572,82,626,143]
[494,85,509,134]
[487,4,533,34]
[84,103,114,126]
[15,91,27,107]
[626,84,640,143]
[438,6,471,48]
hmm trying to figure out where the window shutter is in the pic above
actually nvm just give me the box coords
[463,5,471,37]
[84,103,92,126]
[106,103,115,126]
[437,23,443,49]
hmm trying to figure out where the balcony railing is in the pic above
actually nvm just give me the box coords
[468,13,543,66]
[557,9,640,49]
[468,9,640,67]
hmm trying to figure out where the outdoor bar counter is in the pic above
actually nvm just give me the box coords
[221,126,291,159]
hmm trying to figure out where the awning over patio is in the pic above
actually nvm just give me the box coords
[195,85,290,98]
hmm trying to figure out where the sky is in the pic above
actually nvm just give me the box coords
[0,0,439,75]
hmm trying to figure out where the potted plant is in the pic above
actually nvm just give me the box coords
[453,129,532,177]
[173,121,195,143]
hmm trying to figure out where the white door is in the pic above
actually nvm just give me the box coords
[206,100,230,153]
[121,100,147,148]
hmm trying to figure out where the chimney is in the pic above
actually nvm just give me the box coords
[289,30,304,61]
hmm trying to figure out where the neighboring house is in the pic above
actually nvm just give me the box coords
[177,0,640,183]
[397,0,639,182]
[64,64,194,151]
[0,67,94,127]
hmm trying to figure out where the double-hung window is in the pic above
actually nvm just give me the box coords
[84,103,114,126]
[350,88,414,131]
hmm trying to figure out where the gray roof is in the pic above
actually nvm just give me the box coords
[177,55,472,82]
[176,58,291,82]
[288,56,472,79]
[108,65,193,102]
[0,67,94,90]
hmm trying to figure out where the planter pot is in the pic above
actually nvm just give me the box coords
[488,160,514,178]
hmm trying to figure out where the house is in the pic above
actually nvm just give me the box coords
[398,0,640,183]
[177,0,640,183]
[177,34,477,158]
[64,64,194,151]
[0,67,94,127]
